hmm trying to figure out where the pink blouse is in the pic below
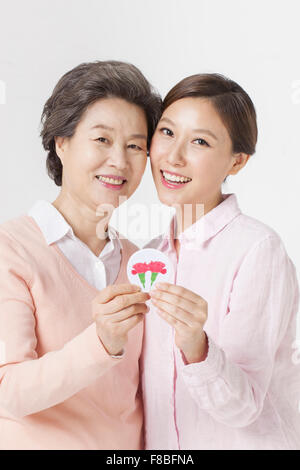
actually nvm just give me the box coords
[141,193,300,450]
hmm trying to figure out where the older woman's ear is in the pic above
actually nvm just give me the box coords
[54,136,66,164]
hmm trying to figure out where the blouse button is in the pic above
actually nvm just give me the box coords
[96,260,105,272]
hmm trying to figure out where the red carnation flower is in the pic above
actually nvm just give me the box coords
[148,260,167,286]
[131,262,149,288]
[148,261,167,274]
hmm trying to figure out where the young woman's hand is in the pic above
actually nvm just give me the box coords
[92,284,150,356]
[149,283,208,364]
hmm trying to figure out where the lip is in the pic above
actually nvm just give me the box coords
[161,169,191,179]
[160,170,191,190]
[96,174,127,181]
[95,174,127,191]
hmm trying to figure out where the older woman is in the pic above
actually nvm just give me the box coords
[0,60,161,450]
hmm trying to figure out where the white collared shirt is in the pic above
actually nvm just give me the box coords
[28,200,122,291]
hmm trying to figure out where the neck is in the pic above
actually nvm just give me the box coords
[52,191,111,257]
[174,190,224,238]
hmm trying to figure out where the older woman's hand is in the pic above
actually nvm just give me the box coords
[149,282,208,364]
[92,284,150,356]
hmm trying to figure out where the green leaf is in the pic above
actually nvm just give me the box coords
[151,272,159,286]
[138,272,146,288]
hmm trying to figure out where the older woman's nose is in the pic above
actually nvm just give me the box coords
[106,145,128,169]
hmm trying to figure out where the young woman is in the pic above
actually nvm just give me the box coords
[141,73,300,450]
[0,60,162,450]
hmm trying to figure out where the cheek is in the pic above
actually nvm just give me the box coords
[193,151,229,179]
[63,144,99,190]
[70,139,102,169]
[137,156,147,173]
[129,155,147,183]
[149,137,165,165]
[188,154,211,179]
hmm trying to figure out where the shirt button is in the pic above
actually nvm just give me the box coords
[95,261,107,285]
[96,260,105,271]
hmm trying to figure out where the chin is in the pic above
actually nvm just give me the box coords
[157,191,179,207]
[91,191,116,209]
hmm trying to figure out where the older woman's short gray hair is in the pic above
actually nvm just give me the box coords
[40,60,162,186]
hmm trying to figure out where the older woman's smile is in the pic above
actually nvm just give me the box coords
[95,173,127,190]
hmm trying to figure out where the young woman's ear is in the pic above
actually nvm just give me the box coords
[228,153,251,175]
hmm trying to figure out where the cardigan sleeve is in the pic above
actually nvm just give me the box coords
[179,235,300,428]
[0,230,122,419]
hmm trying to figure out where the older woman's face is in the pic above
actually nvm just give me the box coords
[55,97,148,210]
[150,97,249,208]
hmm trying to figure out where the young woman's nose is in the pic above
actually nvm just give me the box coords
[166,141,186,167]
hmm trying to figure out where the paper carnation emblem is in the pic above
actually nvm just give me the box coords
[127,248,173,292]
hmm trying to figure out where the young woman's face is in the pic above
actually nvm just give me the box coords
[150,97,245,208]
[55,97,148,210]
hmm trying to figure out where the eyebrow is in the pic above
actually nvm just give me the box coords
[90,124,147,141]
[159,117,218,141]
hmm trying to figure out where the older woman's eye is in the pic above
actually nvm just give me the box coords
[97,137,108,143]
[128,144,143,151]
[194,138,209,147]
[160,127,173,137]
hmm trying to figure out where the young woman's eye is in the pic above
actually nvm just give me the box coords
[160,127,174,137]
[194,138,209,147]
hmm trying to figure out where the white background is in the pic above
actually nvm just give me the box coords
[1,0,300,334]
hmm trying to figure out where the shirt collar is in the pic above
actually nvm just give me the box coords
[28,200,72,245]
[160,193,241,250]
[28,200,121,255]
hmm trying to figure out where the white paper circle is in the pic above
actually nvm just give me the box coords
[127,248,174,292]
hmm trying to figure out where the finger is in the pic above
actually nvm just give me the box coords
[155,307,184,329]
[110,303,149,322]
[122,312,145,332]
[95,284,141,304]
[106,292,150,314]
[150,289,197,316]
[154,283,204,305]
[151,298,192,327]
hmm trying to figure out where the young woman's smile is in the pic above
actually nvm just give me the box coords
[160,169,193,189]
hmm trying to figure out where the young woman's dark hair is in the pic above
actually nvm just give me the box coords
[41,60,162,186]
[163,73,258,173]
